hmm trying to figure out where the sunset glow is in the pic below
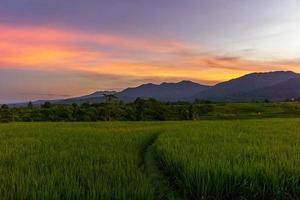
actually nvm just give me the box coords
[1,0,300,103]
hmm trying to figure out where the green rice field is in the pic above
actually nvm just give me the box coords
[0,119,300,199]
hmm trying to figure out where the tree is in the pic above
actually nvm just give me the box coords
[27,101,33,109]
[188,104,194,120]
[41,102,52,109]
[104,94,119,104]
[134,98,145,121]
[191,104,214,119]
[0,105,13,122]
[72,103,78,108]
[81,102,90,108]
[53,106,73,121]
[1,104,8,109]
[178,105,190,120]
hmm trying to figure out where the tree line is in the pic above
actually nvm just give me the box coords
[0,97,214,122]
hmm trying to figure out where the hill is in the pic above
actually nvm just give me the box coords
[57,91,117,104]
[192,71,300,101]
[117,80,210,102]
[233,78,300,101]
[8,71,300,106]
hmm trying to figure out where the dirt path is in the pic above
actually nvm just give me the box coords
[140,133,183,200]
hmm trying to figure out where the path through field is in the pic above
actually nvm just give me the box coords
[0,119,300,199]
[141,133,182,199]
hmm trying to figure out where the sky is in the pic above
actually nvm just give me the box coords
[1,0,300,103]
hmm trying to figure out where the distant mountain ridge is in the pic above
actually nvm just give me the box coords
[58,91,117,104]
[8,71,300,106]
[116,80,210,102]
[233,78,300,101]
[192,71,300,101]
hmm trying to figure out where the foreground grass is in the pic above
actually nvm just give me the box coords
[0,122,168,199]
[155,119,300,199]
[1,119,300,199]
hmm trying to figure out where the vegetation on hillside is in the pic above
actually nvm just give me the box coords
[1,98,215,122]
[2,97,300,122]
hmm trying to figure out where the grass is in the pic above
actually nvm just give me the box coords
[202,102,300,119]
[0,122,167,199]
[0,119,300,199]
[154,119,300,199]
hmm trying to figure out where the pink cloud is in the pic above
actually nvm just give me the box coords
[1,24,300,86]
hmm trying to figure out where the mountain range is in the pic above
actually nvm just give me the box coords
[9,71,300,106]
[192,71,300,101]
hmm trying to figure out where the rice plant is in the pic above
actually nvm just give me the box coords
[1,119,300,199]
[0,122,166,199]
[154,119,300,199]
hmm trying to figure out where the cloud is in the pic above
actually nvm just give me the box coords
[0,24,192,70]
[18,92,71,98]
[77,70,218,87]
[1,23,300,97]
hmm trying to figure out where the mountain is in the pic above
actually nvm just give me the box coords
[8,71,300,107]
[56,91,117,104]
[57,81,209,103]
[233,78,300,101]
[192,71,300,101]
[116,80,210,102]
[9,91,117,107]
[8,81,209,107]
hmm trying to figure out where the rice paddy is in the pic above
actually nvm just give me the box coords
[0,119,300,199]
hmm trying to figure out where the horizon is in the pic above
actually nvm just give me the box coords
[2,70,298,104]
[1,0,300,103]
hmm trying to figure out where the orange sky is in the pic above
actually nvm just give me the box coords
[1,0,300,103]
[1,25,300,79]
[1,24,300,103]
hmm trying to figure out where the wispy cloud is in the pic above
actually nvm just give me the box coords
[1,24,300,88]
[18,92,71,98]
